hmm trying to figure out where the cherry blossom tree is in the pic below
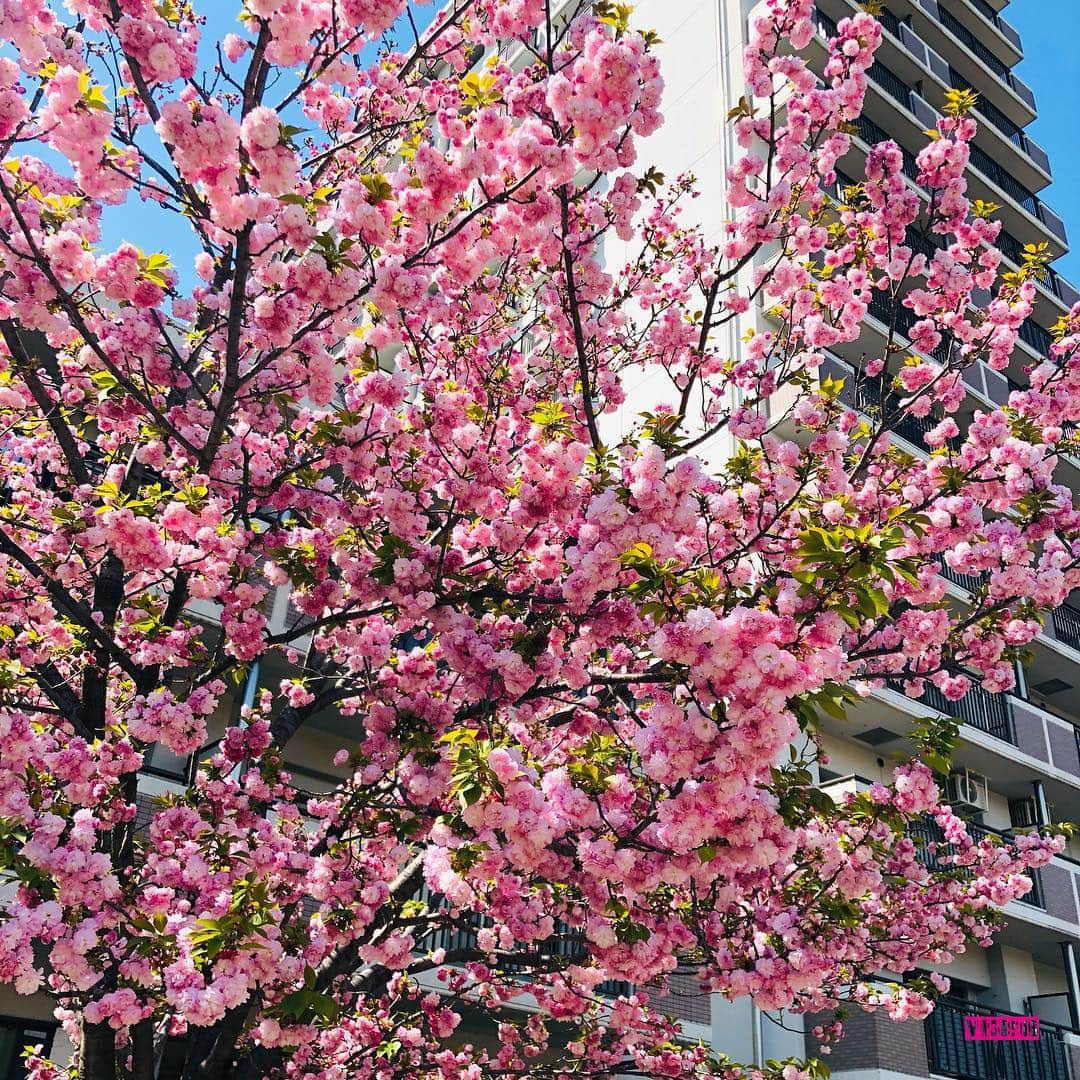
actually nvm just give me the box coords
[0,0,1077,1077]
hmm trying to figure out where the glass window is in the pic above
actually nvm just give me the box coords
[0,1017,56,1080]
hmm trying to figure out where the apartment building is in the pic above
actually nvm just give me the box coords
[612,0,1080,1078]
[1,3,1078,1079]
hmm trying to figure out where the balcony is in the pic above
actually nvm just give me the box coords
[414,887,633,998]
[947,67,1050,177]
[907,0,1036,116]
[887,676,1015,744]
[907,817,1045,908]
[1051,606,1080,654]
[864,289,955,367]
[856,3,1048,180]
[851,111,920,182]
[926,998,1073,1080]
[936,553,988,594]
[996,231,1080,313]
[817,350,959,456]
[923,0,1019,83]
[966,0,1023,56]
[813,11,1067,246]
[965,143,1060,236]
[1017,318,1054,360]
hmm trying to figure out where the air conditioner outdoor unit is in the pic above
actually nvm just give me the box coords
[946,769,990,813]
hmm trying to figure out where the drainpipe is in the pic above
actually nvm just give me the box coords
[230,659,261,781]
[751,1003,763,1068]
[1033,780,1051,828]
[1014,658,1028,701]
[241,659,261,712]
[1061,941,1080,1032]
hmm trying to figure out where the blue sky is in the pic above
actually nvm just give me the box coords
[95,3,438,286]
[1008,0,1080,282]
[94,2,1080,290]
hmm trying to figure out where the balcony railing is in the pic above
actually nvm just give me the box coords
[935,553,987,594]
[969,822,1044,907]
[865,288,956,368]
[879,7,903,39]
[1052,605,1080,653]
[926,999,1072,1080]
[868,57,914,109]
[852,112,921,182]
[887,676,1015,743]
[935,6,1011,80]
[967,143,1041,216]
[823,10,1065,243]
[908,819,1044,907]
[1017,318,1054,359]
[414,888,632,997]
[946,68,1047,172]
[819,347,960,455]
[996,231,1080,308]
[966,0,1023,55]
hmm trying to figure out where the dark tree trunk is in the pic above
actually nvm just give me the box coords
[81,1019,116,1080]
[130,1017,155,1080]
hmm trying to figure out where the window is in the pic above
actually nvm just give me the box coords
[0,1016,57,1080]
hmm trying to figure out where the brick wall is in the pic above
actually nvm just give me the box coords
[1047,720,1080,779]
[1068,1040,1080,1079]
[1041,863,1079,924]
[804,1007,929,1077]
[1014,702,1050,762]
[657,969,711,1025]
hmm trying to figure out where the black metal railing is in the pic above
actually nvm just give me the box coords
[824,334,958,453]
[997,230,1025,266]
[908,819,1045,907]
[969,0,1001,25]
[868,58,913,109]
[907,224,944,263]
[1017,318,1053,359]
[879,7,904,40]
[814,8,838,38]
[948,67,1029,151]
[866,289,955,365]
[1052,605,1080,652]
[887,677,1015,743]
[856,112,1056,249]
[965,0,1022,53]
[413,888,631,997]
[937,7,1010,79]
[967,143,1041,217]
[995,231,1075,304]
[853,113,921,181]
[926,998,1072,1080]
[969,822,1044,907]
[908,814,951,872]
[935,553,987,593]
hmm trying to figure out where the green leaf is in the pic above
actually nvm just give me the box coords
[529,400,571,435]
[459,71,501,109]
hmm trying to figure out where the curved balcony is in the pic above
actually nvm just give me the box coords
[905,0,1036,119]
[812,10,1066,249]
[966,0,1023,56]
